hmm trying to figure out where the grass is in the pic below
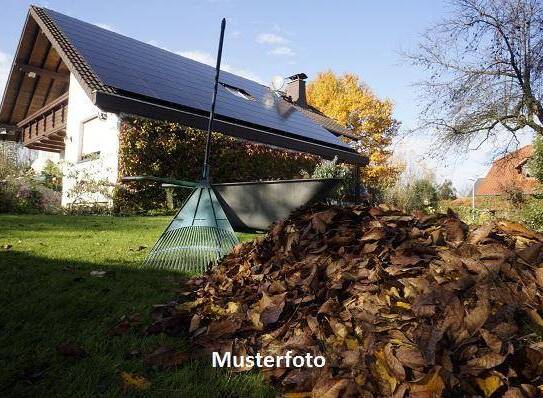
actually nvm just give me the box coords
[0,214,272,398]
[440,195,543,229]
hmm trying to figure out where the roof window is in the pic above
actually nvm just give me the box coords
[220,83,254,101]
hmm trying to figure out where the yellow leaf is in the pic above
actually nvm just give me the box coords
[409,367,445,396]
[282,393,313,398]
[372,349,398,395]
[476,375,503,397]
[226,301,240,314]
[395,301,412,310]
[120,371,150,391]
[175,298,204,313]
[345,337,358,350]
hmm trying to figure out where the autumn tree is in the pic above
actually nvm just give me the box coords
[408,0,543,153]
[306,71,401,188]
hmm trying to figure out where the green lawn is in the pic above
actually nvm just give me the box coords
[0,214,272,398]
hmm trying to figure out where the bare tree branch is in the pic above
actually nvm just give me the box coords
[406,0,543,154]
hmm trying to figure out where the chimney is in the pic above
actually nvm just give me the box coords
[285,73,308,107]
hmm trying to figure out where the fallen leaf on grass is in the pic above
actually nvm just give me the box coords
[143,346,188,369]
[120,371,150,391]
[129,245,147,252]
[56,342,87,359]
[90,270,112,277]
[108,313,142,336]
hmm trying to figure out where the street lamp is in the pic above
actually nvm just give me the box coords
[467,177,479,222]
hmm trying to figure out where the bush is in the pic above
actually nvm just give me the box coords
[386,177,439,213]
[521,201,543,231]
[40,160,63,192]
[115,117,319,213]
[529,135,543,183]
[0,174,61,214]
[302,156,351,201]
[0,144,62,214]
[503,184,525,207]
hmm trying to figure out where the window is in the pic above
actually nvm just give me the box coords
[220,82,254,101]
[521,161,533,178]
[79,116,106,161]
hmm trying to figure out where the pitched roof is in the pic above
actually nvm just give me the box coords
[0,6,366,165]
[475,145,540,195]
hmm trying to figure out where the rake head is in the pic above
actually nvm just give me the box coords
[144,185,239,272]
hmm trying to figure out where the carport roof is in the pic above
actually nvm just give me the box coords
[0,6,367,165]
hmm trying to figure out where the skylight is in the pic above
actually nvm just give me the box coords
[220,83,254,101]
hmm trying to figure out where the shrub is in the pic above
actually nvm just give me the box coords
[521,201,543,231]
[302,156,351,201]
[503,184,525,207]
[115,117,319,213]
[529,135,543,183]
[386,177,439,213]
[40,160,63,192]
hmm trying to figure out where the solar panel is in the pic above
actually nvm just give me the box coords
[43,8,353,151]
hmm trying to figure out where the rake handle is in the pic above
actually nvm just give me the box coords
[202,18,226,182]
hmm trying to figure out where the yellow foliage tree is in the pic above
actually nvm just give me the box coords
[306,71,402,188]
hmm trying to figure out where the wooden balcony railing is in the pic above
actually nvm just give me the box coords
[17,92,68,152]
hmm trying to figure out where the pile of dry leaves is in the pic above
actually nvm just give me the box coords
[153,204,543,397]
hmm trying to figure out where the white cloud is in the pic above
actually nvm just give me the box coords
[0,51,12,97]
[178,50,215,65]
[94,23,120,33]
[268,46,295,56]
[177,50,262,83]
[94,22,122,34]
[256,33,287,45]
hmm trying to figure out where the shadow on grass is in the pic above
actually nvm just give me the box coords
[0,251,273,398]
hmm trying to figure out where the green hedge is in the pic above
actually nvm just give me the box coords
[114,117,318,213]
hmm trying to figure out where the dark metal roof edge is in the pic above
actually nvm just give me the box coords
[29,6,115,100]
[94,91,368,165]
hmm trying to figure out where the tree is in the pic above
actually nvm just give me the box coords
[529,135,543,183]
[408,0,543,153]
[437,179,457,200]
[306,71,402,187]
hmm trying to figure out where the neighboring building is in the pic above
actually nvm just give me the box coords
[0,6,366,208]
[475,145,540,195]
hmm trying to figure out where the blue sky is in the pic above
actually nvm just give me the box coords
[0,0,533,192]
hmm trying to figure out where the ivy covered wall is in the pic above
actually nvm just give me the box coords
[114,117,319,213]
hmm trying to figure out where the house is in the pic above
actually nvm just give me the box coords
[475,145,540,195]
[0,6,366,207]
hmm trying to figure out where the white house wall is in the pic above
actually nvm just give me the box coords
[61,74,120,207]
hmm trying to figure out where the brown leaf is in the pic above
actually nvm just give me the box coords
[143,346,187,369]
[466,352,505,370]
[56,342,87,359]
[373,349,398,396]
[384,344,406,381]
[465,300,489,333]
[442,217,467,244]
[395,346,426,369]
[311,378,350,398]
[409,367,445,397]
[517,242,543,265]
[480,329,502,353]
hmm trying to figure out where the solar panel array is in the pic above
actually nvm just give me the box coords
[43,8,353,150]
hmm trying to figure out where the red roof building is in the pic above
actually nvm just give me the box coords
[475,145,540,195]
